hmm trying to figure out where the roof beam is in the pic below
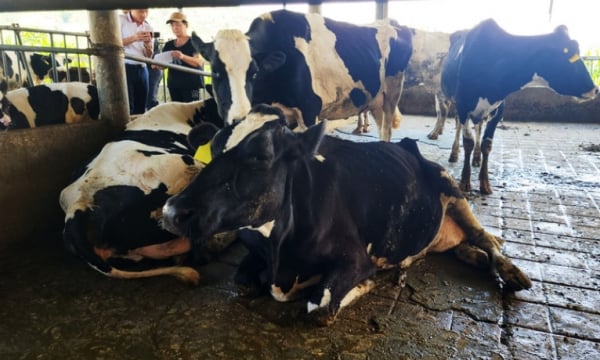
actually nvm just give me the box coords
[1,0,390,12]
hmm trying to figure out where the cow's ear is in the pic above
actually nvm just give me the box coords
[297,120,326,157]
[191,32,215,61]
[258,51,286,73]
[188,123,219,150]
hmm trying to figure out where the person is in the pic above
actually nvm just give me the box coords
[161,12,204,102]
[119,9,154,115]
[146,35,163,110]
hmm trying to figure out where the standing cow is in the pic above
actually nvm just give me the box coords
[191,9,413,141]
[0,51,64,89]
[59,99,225,284]
[441,19,598,194]
[162,104,532,325]
[0,82,99,130]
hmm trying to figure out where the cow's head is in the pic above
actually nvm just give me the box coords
[162,104,325,257]
[0,79,11,128]
[191,31,286,125]
[535,26,598,101]
[29,53,61,81]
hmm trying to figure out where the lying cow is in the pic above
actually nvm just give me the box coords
[191,9,413,141]
[162,104,532,325]
[441,19,598,194]
[59,99,224,284]
[0,81,99,130]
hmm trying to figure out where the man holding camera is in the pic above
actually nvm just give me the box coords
[120,9,154,115]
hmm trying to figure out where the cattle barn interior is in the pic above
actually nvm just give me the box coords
[1,1,599,359]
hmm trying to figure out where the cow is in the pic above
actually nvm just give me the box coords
[59,99,225,284]
[355,29,452,136]
[0,51,64,89]
[56,66,92,83]
[161,104,532,326]
[0,82,99,130]
[440,19,598,194]
[190,9,413,141]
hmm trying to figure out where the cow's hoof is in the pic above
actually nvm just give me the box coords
[448,154,458,163]
[352,127,362,135]
[472,159,481,167]
[173,267,201,286]
[427,132,439,140]
[497,259,532,291]
[362,126,370,133]
[480,182,493,195]
[459,180,471,192]
[307,307,337,327]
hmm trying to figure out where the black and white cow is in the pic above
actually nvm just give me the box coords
[0,51,64,89]
[59,99,224,284]
[441,19,598,194]
[191,9,413,141]
[0,82,99,130]
[162,104,532,325]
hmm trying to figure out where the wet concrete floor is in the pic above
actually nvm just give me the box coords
[1,115,599,359]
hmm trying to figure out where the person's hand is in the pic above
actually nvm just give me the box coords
[172,50,185,60]
[136,31,151,43]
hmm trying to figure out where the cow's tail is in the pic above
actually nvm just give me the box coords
[63,210,199,284]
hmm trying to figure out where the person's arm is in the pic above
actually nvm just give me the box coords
[179,53,204,68]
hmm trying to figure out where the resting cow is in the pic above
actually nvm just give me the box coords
[0,82,99,130]
[59,99,224,284]
[441,19,598,194]
[162,104,532,325]
[191,9,413,141]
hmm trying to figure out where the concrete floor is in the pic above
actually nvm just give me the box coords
[1,115,599,359]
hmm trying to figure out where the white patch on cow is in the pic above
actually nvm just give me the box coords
[456,44,464,59]
[339,280,375,310]
[271,274,322,302]
[6,82,94,127]
[366,243,373,254]
[314,154,325,162]
[307,288,332,313]
[243,220,275,238]
[60,101,207,220]
[214,30,253,124]
[224,112,279,152]
[470,97,502,121]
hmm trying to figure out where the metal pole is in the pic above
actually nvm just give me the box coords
[88,10,129,134]
[375,0,388,20]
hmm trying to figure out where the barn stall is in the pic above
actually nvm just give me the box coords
[1,1,599,359]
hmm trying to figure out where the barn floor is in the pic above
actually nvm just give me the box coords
[1,115,599,359]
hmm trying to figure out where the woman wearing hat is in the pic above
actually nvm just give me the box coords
[161,12,205,103]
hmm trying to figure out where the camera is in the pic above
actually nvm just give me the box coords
[153,32,160,38]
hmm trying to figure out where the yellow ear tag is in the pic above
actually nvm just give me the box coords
[568,54,580,63]
[194,141,212,164]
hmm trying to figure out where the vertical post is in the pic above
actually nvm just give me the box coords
[376,0,388,20]
[88,10,129,134]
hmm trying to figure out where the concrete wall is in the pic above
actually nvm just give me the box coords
[399,85,600,123]
[0,121,109,249]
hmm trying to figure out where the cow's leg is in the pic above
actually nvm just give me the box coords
[459,119,475,192]
[362,111,371,133]
[306,254,376,326]
[377,74,404,142]
[234,229,270,296]
[479,103,504,195]
[446,197,532,291]
[353,111,365,134]
[448,117,461,162]
[472,122,482,167]
[428,95,448,140]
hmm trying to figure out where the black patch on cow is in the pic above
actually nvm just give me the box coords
[349,88,367,108]
[119,129,192,155]
[0,51,14,78]
[89,184,174,252]
[29,53,56,80]
[6,106,31,129]
[70,97,85,115]
[86,85,100,120]
[26,85,69,127]
[137,150,163,157]
[324,18,381,98]
[181,154,195,165]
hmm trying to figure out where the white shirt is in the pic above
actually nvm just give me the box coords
[120,12,153,66]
